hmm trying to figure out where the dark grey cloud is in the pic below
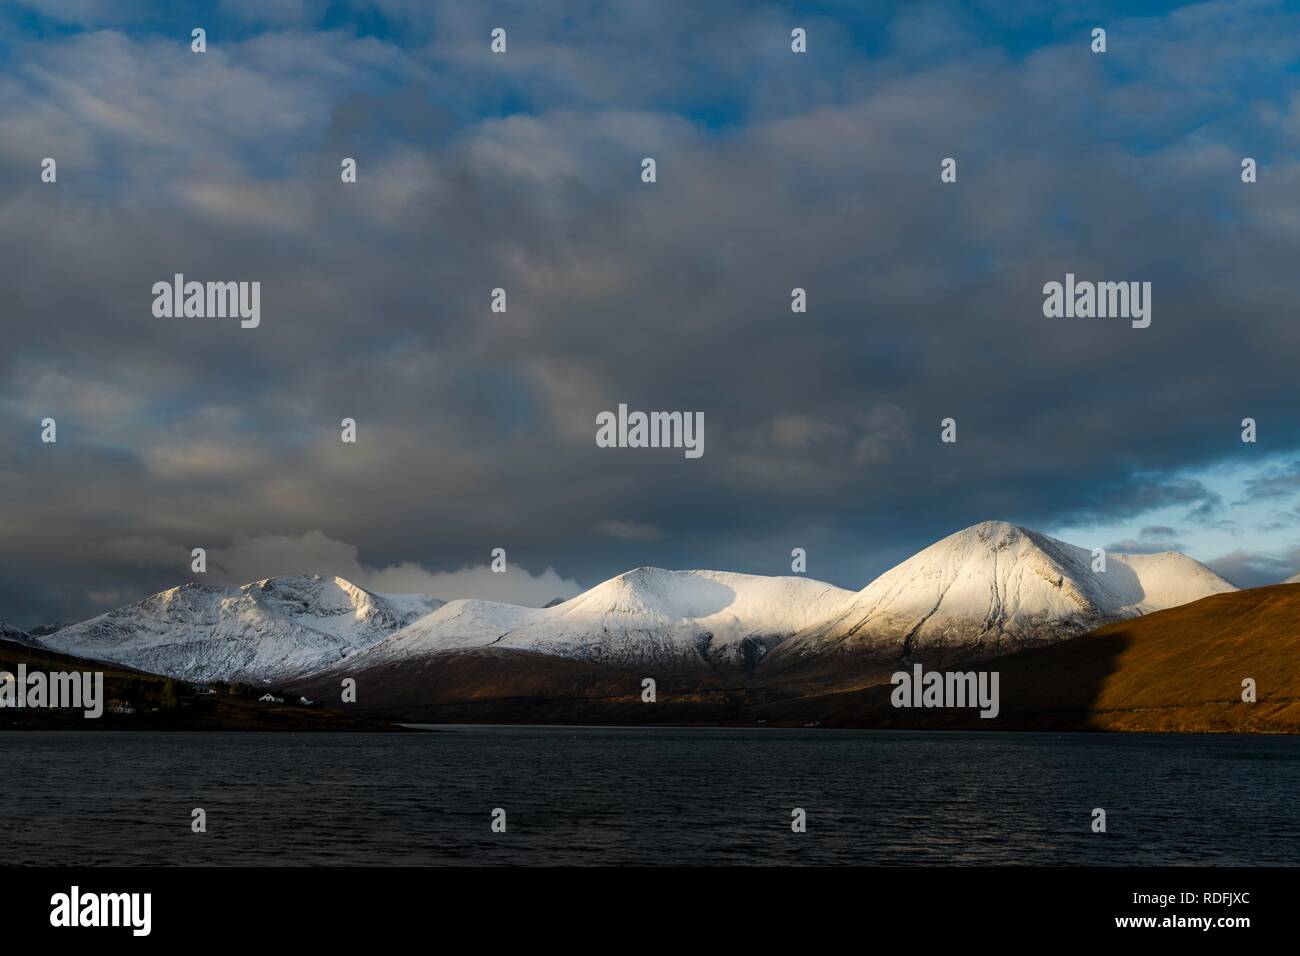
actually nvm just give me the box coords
[5,3,1300,626]
[1106,524,1187,554]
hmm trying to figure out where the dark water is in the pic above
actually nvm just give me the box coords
[2,727,1297,865]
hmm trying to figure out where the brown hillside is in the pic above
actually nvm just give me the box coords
[752,584,1300,732]
[290,648,742,724]
[1068,582,1300,732]
[290,586,1300,734]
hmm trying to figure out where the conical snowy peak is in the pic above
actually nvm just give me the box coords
[36,574,443,682]
[554,567,846,629]
[327,568,856,673]
[773,520,1236,665]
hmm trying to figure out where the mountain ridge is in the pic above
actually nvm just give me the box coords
[23,520,1240,685]
[288,585,1300,733]
[0,622,40,648]
[321,567,856,675]
[35,574,444,683]
[307,521,1236,684]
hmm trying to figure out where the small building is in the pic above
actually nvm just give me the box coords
[108,700,136,715]
[298,696,314,706]
[194,684,216,696]
[258,693,285,703]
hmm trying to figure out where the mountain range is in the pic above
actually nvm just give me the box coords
[12,521,1237,691]
[325,568,855,677]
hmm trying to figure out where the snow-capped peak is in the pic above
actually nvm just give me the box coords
[324,568,856,673]
[36,574,443,682]
[773,520,1236,664]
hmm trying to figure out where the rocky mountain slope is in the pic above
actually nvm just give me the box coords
[35,575,443,682]
[0,623,39,647]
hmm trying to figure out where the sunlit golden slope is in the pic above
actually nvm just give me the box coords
[756,584,1300,732]
[1066,583,1300,732]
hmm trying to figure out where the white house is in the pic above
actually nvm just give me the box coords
[258,693,285,703]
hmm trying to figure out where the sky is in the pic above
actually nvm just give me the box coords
[4,0,1300,628]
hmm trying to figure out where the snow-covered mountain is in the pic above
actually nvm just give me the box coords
[28,622,72,638]
[302,522,1238,679]
[1283,572,1300,585]
[769,521,1237,666]
[1,622,40,647]
[320,568,856,674]
[35,575,443,682]
[25,521,1241,686]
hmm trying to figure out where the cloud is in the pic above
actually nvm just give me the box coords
[85,590,122,606]
[1106,525,1188,554]
[218,0,325,27]
[1238,460,1300,502]
[6,3,1300,626]
[362,562,582,606]
[595,519,665,542]
[1206,548,1300,589]
[204,530,583,606]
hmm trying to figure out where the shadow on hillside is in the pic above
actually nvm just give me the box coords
[285,630,1134,731]
[735,631,1134,731]
[287,586,1300,731]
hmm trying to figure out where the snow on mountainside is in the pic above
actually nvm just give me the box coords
[323,568,857,673]
[1284,572,1300,585]
[1,622,41,647]
[36,575,443,682]
[771,521,1237,665]
[26,521,1242,684]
